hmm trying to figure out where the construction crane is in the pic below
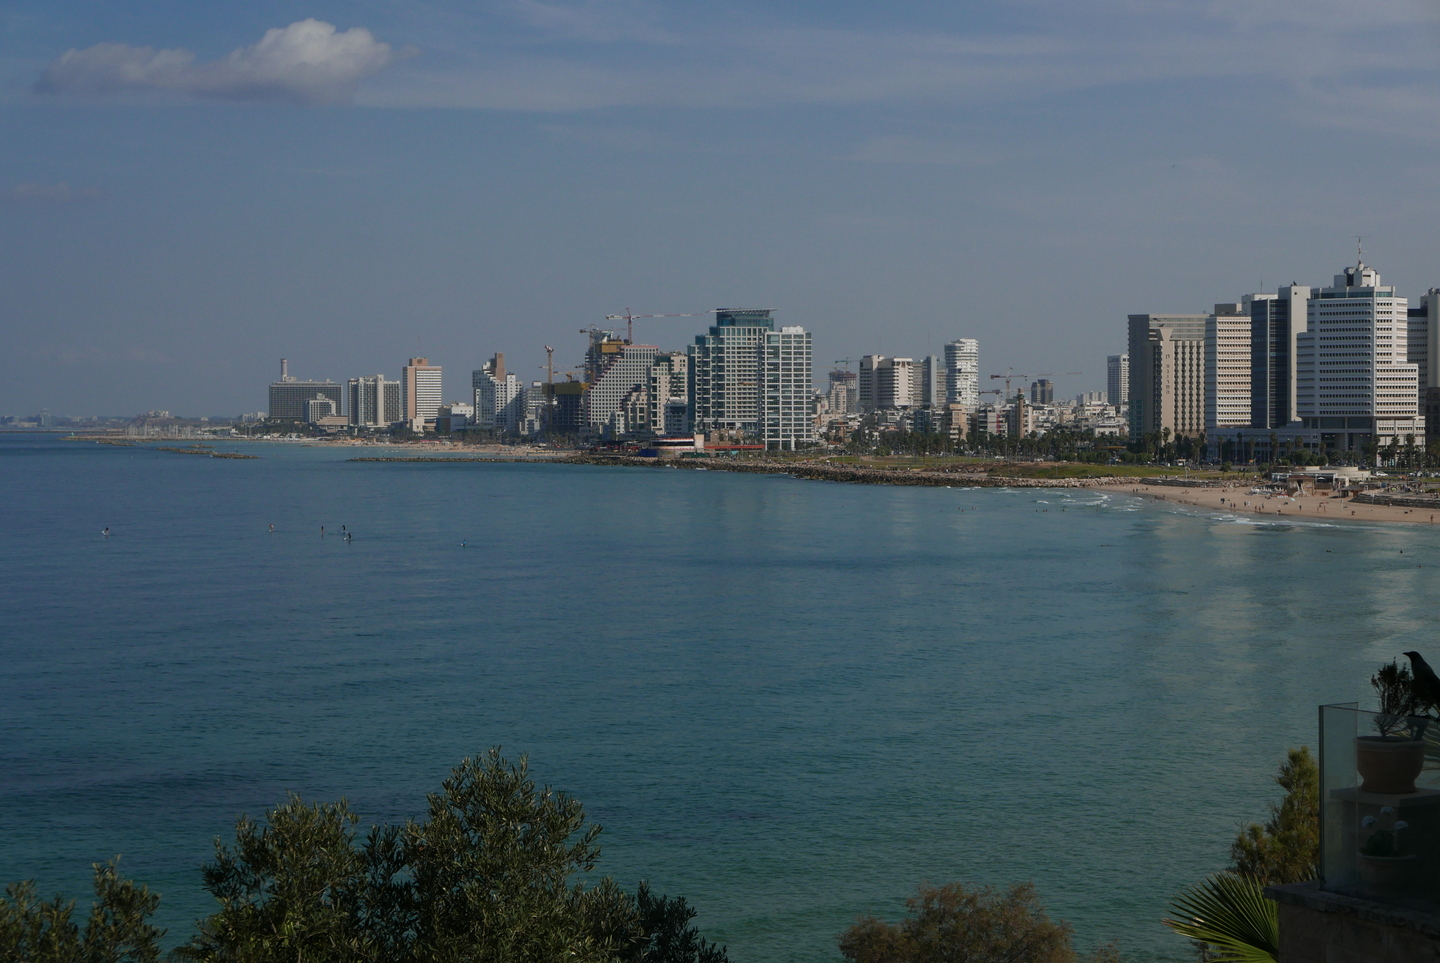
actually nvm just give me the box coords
[988,369,1081,401]
[604,309,720,344]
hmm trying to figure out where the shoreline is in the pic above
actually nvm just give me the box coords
[1093,482,1440,527]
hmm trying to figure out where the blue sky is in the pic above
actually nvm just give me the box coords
[5,0,1440,414]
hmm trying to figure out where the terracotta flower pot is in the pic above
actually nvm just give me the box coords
[1358,853,1417,897]
[1355,736,1426,793]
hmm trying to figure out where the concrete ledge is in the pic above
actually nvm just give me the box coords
[1266,882,1440,939]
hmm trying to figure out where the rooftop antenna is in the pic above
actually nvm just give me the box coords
[1356,235,1366,267]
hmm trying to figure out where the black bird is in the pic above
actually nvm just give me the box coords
[1404,651,1440,713]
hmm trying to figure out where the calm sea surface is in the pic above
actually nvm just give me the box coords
[1,434,1433,960]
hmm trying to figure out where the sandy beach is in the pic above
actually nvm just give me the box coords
[1093,482,1440,526]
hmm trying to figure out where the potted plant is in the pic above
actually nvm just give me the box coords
[1358,812,1416,896]
[1356,660,1429,794]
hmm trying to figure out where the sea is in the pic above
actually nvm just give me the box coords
[0,433,1431,961]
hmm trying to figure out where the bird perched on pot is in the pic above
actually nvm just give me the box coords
[1403,651,1440,714]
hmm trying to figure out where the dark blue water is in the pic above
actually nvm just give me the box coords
[1,435,1431,960]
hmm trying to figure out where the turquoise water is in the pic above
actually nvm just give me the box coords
[1,435,1433,960]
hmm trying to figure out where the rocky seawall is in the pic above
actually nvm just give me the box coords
[560,454,1133,488]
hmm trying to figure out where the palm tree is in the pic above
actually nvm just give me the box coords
[1165,874,1278,963]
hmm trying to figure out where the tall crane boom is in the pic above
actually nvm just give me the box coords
[605,309,720,344]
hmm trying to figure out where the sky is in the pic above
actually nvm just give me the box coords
[5,0,1440,415]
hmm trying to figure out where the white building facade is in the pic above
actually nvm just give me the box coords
[761,326,814,450]
[944,339,980,408]
[689,309,776,436]
[1294,263,1423,452]
[1205,302,1252,434]
[473,354,523,433]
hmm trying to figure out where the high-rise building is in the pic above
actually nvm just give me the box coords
[858,355,884,413]
[1408,289,1440,441]
[348,375,402,428]
[1029,379,1054,405]
[876,358,914,409]
[944,339,980,407]
[1248,285,1312,430]
[1105,355,1128,411]
[689,309,776,436]
[915,356,944,408]
[1127,313,1207,438]
[761,326,814,450]
[401,357,443,430]
[584,331,658,436]
[473,354,522,433]
[827,369,857,417]
[268,359,344,421]
[1205,301,1252,434]
[303,397,337,424]
[1295,262,1423,452]
[649,352,690,436]
[1106,353,1129,410]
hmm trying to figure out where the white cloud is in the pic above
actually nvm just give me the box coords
[7,183,104,203]
[35,20,400,106]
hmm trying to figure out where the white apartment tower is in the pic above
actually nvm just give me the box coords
[1296,263,1423,450]
[348,375,402,428]
[761,326,814,450]
[1205,302,1252,433]
[944,339,979,408]
[689,310,778,436]
[876,358,914,409]
[473,354,522,433]
[648,352,690,437]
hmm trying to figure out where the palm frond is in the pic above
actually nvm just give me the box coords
[1163,874,1278,963]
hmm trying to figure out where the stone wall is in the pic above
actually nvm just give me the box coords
[1353,492,1440,510]
[1268,881,1440,963]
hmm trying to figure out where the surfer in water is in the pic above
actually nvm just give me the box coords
[102,527,110,537]
[268,523,274,533]
[320,525,325,537]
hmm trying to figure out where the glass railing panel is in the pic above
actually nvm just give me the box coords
[1319,704,1440,910]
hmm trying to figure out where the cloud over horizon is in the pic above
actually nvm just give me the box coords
[34,20,400,106]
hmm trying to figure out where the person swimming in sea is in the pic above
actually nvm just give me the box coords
[102,527,110,537]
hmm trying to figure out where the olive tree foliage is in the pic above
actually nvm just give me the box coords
[173,748,728,963]
[838,881,1118,963]
[0,859,163,963]
[1228,747,1319,886]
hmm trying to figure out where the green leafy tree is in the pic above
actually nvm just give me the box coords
[172,749,728,963]
[1229,747,1319,885]
[838,881,1117,963]
[0,859,163,963]
[406,749,633,963]
[174,796,391,963]
[623,883,729,963]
